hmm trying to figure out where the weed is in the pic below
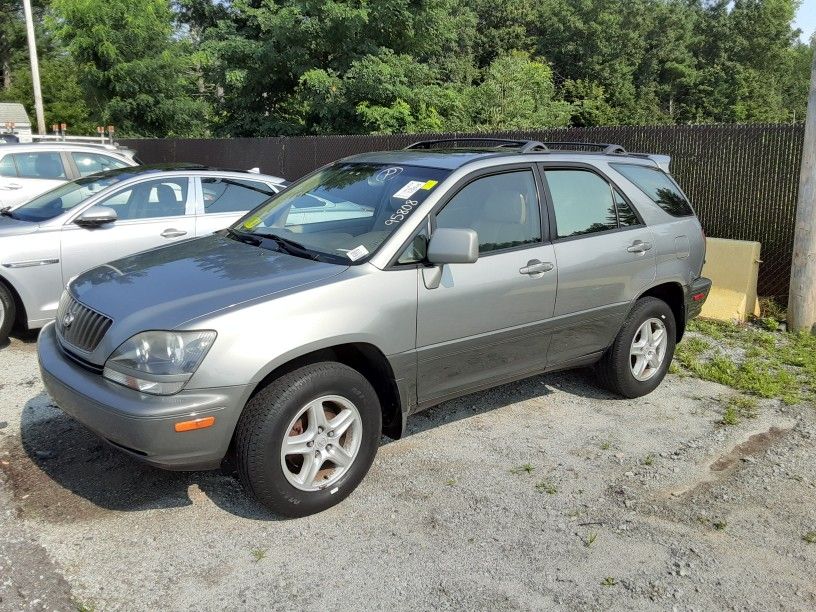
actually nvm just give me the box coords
[600,440,611,450]
[535,481,557,494]
[721,405,740,426]
[642,454,654,466]
[759,297,786,322]
[510,464,535,475]
[250,548,267,562]
[803,531,816,544]
[583,532,598,547]
[720,394,758,426]
[74,602,96,612]
[445,477,457,486]
[601,576,617,587]
[713,520,727,531]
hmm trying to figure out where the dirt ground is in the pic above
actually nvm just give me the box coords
[1,332,814,611]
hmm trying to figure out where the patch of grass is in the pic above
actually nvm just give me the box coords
[600,440,611,450]
[583,532,598,547]
[74,602,96,612]
[713,519,727,531]
[642,454,655,466]
[535,481,557,494]
[720,394,758,426]
[758,297,787,322]
[601,576,617,587]
[673,336,711,369]
[688,318,742,341]
[250,548,267,562]
[510,463,535,475]
[802,531,816,544]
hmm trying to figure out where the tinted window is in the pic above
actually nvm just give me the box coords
[611,163,693,217]
[97,177,189,220]
[614,188,639,226]
[437,170,541,253]
[0,155,16,177]
[71,152,128,177]
[12,152,66,179]
[11,175,122,222]
[203,177,275,214]
[546,170,618,238]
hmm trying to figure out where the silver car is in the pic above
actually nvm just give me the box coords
[0,165,287,342]
[0,142,139,208]
[38,139,711,517]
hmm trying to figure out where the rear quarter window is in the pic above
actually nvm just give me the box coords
[611,163,693,217]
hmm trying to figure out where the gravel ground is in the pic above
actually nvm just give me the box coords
[1,332,815,611]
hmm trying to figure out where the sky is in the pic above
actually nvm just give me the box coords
[796,0,816,42]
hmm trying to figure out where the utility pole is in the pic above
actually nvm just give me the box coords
[789,44,816,333]
[21,0,45,135]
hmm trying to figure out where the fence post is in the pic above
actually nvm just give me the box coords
[788,45,816,334]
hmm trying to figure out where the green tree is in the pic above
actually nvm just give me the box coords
[52,0,209,136]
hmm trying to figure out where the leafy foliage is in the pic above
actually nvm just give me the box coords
[0,0,812,136]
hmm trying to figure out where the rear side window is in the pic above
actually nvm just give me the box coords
[611,163,693,217]
[71,152,128,177]
[12,152,66,179]
[0,155,16,177]
[202,178,275,214]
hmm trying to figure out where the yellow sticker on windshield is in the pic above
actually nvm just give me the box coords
[243,216,261,229]
[421,180,438,190]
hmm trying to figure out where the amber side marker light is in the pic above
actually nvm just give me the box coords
[175,416,215,432]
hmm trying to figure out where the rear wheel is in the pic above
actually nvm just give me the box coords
[0,284,16,346]
[596,297,676,398]
[234,362,381,517]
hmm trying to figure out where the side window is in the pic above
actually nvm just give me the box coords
[614,188,639,226]
[71,152,128,177]
[202,178,275,214]
[12,152,66,179]
[610,163,693,217]
[436,170,541,254]
[397,227,429,264]
[0,155,16,177]
[546,170,618,238]
[97,177,189,221]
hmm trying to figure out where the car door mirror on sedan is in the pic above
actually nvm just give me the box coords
[427,227,479,265]
[74,205,118,227]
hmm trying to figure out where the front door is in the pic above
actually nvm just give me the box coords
[60,176,197,285]
[415,168,557,404]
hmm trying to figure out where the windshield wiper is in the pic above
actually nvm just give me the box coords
[226,227,262,246]
[252,231,321,261]
[0,206,15,219]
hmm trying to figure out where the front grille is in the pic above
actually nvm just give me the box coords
[56,291,112,353]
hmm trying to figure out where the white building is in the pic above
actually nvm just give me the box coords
[0,102,33,142]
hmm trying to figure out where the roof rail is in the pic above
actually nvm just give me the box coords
[405,138,548,153]
[539,142,627,155]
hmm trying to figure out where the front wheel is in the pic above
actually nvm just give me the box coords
[596,297,676,398]
[234,362,381,517]
[0,283,16,346]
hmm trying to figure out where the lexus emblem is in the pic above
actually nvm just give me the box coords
[374,167,403,182]
[63,311,75,329]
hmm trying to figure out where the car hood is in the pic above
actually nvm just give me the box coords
[0,215,39,236]
[70,234,348,333]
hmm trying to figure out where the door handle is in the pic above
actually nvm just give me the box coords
[519,259,554,275]
[161,228,187,238]
[627,240,653,253]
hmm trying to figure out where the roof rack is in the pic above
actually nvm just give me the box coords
[539,142,627,155]
[405,138,547,153]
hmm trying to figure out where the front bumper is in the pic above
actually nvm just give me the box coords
[685,276,712,321]
[37,323,246,470]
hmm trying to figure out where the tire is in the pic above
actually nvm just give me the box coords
[0,283,16,346]
[596,297,676,398]
[234,361,381,517]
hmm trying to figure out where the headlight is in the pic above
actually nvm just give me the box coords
[103,330,216,395]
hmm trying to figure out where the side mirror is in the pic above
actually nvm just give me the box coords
[427,228,479,265]
[75,205,117,227]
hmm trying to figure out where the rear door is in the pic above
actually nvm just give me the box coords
[539,164,656,366]
[60,176,197,284]
[0,151,68,208]
[414,166,558,404]
[194,176,279,235]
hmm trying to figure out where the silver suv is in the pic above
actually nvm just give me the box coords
[37,139,711,517]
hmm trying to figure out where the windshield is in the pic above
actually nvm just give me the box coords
[231,162,449,263]
[10,175,123,222]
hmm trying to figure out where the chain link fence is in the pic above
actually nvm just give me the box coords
[123,124,804,300]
